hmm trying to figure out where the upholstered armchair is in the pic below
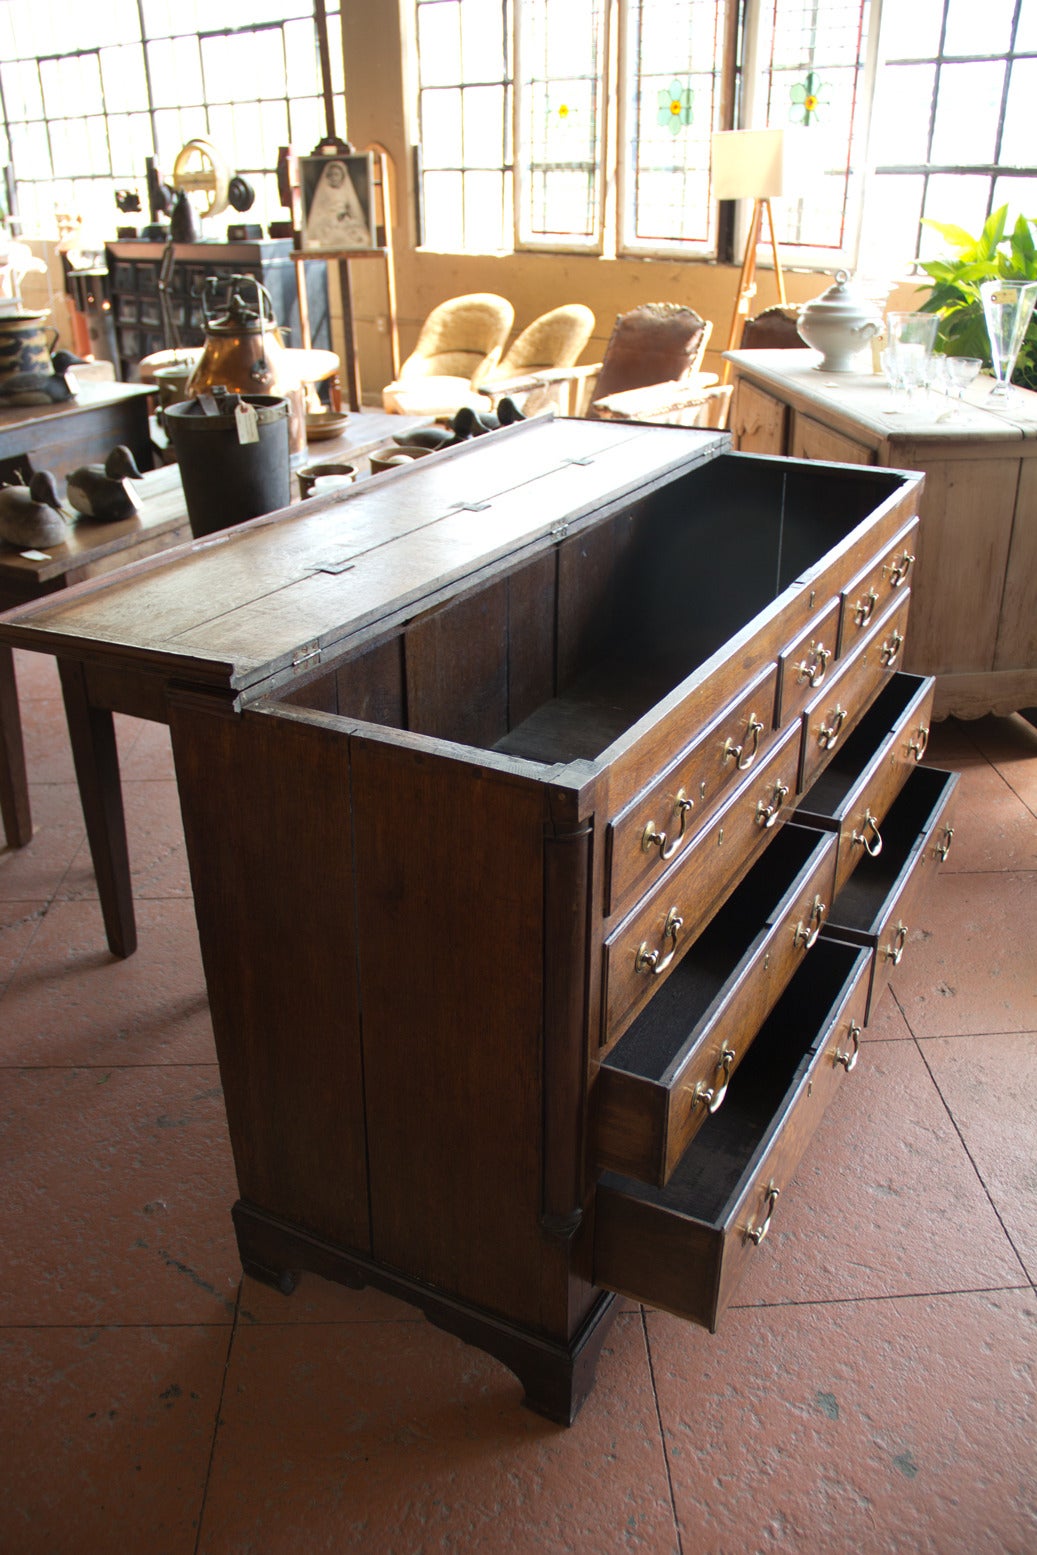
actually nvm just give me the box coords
[382,293,514,417]
[478,304,595,415]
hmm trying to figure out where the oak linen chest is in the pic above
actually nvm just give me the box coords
[0,418,957,1422]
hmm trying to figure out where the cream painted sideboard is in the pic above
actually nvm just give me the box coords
[726,348,1037,720]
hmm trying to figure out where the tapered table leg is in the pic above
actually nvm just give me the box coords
[58,658,137,958]
[0,644,32,849]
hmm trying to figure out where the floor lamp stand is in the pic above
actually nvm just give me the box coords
[722,197,787,382]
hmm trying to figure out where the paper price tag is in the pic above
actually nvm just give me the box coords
[63,370,80,395]
[235,401,260,444]
[20,548,51,560]
[122,477,141,512]
[990,288,1016,305]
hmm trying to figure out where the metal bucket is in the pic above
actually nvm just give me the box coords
[165,393,291,539]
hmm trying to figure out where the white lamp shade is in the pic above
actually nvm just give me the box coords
[711,129,789,200]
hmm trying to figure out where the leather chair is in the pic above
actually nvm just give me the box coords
[582,303,730,428]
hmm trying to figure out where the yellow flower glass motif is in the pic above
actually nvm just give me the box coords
[657,79,693,136]
[790,71,828,126]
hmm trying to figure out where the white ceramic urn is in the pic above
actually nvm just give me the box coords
[797,270,883,371]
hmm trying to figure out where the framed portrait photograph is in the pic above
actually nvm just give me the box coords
[299,152,377,253]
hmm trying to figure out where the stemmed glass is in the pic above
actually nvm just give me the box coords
[980,280,1037,402]
[943,357,983,400]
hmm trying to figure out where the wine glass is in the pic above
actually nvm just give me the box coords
[943,356,983,400]
[980,280,1037,401]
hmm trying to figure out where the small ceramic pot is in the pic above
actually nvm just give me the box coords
[369,446,433,475]
[797,271,883,372]
[297,462,356,499]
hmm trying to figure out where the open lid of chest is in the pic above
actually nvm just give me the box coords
[0,417,922,764]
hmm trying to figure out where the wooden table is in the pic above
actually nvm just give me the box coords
[725,349,1037,719]
[0,408,431,873]
[0,381,153,488]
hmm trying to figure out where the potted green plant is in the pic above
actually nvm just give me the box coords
[917,205,1037,389]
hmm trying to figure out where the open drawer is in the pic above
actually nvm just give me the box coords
[791,672,935,897]
[820,764,958,1021]
[593,939,871,1331]
[593,825,837,1186]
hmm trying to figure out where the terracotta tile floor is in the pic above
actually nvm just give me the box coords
[1,649,1034,1555]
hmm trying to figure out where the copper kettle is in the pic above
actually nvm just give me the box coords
[187,275,305,458]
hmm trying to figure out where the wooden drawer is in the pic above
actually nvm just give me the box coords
[821,765,959,1020]
[594,825,837,1186]
[837,518,919,657]
[594,939,872,1330]
[790,411,875,466]
[605,662,780,919]
[792,672,935,896]
[602,720,802,1042]
[799,591,912,793]
[775,595,841,727]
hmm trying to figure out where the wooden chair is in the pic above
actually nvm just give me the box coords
[382,293,514,417]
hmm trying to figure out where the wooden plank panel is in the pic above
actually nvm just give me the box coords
[731,378,788,454]
[349,733,556,1328]
[903,456,1019,675]
[405,580,509,747]
[167,696,370,1251]
[994,455,1037,672]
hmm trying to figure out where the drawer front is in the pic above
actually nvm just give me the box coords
[837,519,920,657]
[799,592,912,794]
[605,662,780,919]
[823,767,959,1020]
[775,595,841,728]
[594,941,872,1330]
[594,830,838,1186]
[602,720,802,1043]
[834,677,935,895]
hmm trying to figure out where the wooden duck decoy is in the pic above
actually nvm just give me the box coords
[0,471,69,549]
[65,445,143,521]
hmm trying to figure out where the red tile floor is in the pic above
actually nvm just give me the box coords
[1,648,1034,1555]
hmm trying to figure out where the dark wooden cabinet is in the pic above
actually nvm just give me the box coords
[0,419,954,1424]
[104,239,330,379]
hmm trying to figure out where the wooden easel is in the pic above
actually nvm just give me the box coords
[721,198,787,384]
[288,3,399,411]
[290,145,399,412]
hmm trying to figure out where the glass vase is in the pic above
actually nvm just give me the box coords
[980,280,1037,400]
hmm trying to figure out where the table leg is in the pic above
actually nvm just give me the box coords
[0,644,33,848]
[58,658,137,958]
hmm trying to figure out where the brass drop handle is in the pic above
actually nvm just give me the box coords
[854,589,878,627]
[885,551,915,587]
[724,714,764,771]
[835,1021,862,1071]
[935,824,954,862]
[793,893,826,949]
[635,906,683,976]
[881,629,904,667]
[851,811,884,857]
[692,1044,736,1113]
[883,920,909,965]
[746,1181,780,1246]
[641,789,694,860]
[755,779,790,829]
[818,705,847,750]
[796,640,831,688]
[909,724,930,761]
